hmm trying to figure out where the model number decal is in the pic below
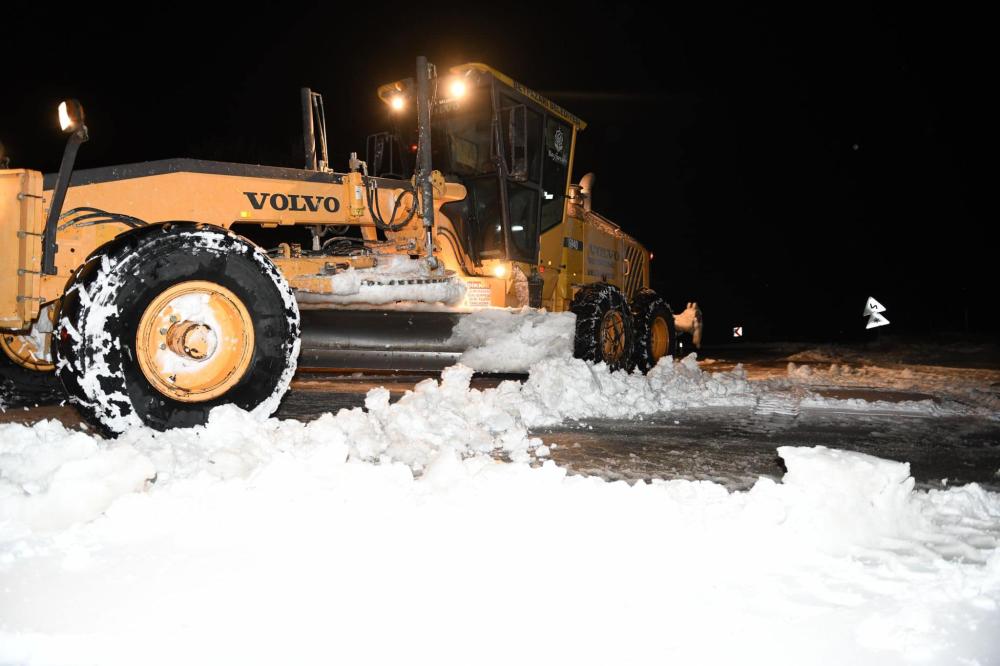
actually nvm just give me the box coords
[243,191,341,213]
[563,237,583,251]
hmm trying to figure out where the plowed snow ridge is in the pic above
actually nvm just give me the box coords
[1,355,999,665]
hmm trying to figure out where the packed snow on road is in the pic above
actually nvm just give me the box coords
[2,349,999,665]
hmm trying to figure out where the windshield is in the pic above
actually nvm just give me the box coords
[431,89,494,177]
[429,83,566,265]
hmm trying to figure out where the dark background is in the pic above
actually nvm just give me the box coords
[3,2,992,344]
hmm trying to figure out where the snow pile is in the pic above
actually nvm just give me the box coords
[3,354,1000,663]
[451,308,576,372]
[1,428,999,664]
[0,419,155,533]
[519,353,754,425]
[764,446,923,551]
[0,356,747,535]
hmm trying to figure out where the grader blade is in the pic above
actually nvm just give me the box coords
[297,309,468,372]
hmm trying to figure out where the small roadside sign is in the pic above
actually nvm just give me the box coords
[863,296,886,316]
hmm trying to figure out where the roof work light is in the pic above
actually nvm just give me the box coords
[58,99,85,134]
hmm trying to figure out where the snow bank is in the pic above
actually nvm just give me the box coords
[1,431,999,665]
[762,446,922,552]
[0,353,976,535]
[0,419,155,534]
[519,353,754,424]
[2,354,1000,664]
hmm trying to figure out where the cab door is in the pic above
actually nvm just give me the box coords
[495,94,544,264]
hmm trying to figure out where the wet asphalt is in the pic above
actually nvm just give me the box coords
[279,371,1000,491]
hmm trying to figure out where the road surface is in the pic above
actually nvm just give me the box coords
[4,344,999,491]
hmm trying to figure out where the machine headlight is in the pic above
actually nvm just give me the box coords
[492,263,507,279]
[448,78,467,99]
[389,94,406,111]
[58,99,85,133]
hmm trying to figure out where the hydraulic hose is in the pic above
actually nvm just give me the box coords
[436,227,473,276]
[365,178,417,232]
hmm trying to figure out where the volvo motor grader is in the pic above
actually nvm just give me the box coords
[0,57,702,433]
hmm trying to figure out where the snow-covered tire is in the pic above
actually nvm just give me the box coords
[56,223,300,434]
[570,283,635,372]
[630,289,676,373]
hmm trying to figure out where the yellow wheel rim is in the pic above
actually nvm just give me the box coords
[650,316,670,362]
[1,332,55,372]
[136,280,254,402]
[600,310,627,362]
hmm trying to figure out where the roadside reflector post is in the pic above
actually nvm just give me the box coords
[863,296,889,329]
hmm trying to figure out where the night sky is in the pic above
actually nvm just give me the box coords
[3,3,991,344]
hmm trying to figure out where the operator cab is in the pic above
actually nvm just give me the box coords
[372,63,585,266]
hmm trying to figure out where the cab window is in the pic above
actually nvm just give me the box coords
[540,118,570,232]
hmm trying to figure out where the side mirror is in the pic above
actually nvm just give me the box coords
[366,132,387,176]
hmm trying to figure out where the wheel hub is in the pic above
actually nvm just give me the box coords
[650,316,670,361]
[136,281,254,402]
[166,321,217,360]
[600,310,627,362]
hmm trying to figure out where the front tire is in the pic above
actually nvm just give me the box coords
[630,289,676,373]
[56,223,300,434]
[570,283,635,372]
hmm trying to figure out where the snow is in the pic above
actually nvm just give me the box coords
[519,353,755,425]
[58,251,140,434]
[451,308,576,372]
[2,355,999,664]
[695,344,1000,415]
[294,253,467,305]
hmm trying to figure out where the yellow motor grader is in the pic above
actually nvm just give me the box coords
[0,57,701,433]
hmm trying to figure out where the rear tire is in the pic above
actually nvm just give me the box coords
[56,223,300,434]
[1,303,65,407]
[630,288,676,373]
[0,345,64,408]
[570,283,635,372]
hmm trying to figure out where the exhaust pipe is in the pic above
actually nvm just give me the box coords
[43,100,89,275]
[415,55,437,268]
[579,172,595,212]
[301,87,317,171]
[673,302,703,348]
